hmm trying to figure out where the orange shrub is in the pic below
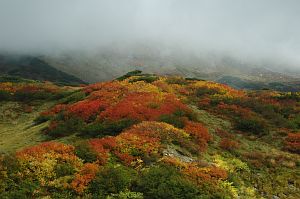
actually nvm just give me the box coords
[84,81,127,95]
[162,157,227,185]
[71,163,99,194]
[116,132,160,157]
[190,80,245,99]
[124,121,186,140]
[15,142,83,188]
[16,141,76,161]
[89,122,193,166]
[0,82,61,94]
[183,166,228,185]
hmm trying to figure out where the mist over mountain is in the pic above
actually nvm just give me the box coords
[0,0,299,85]
[39,44,299,83]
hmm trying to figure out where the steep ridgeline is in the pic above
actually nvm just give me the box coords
[0,71,299,198]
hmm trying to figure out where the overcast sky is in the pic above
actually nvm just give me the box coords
[0,0,300,69]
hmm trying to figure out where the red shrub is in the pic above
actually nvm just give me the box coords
[242,151,265,168]
[285,133,300,153]
[215,129,234,139]
[71,163,99,194]
[217,102,254,119]
[219,138,239,151]
[114,151,136,166]
[89,137,117,164]
[99,92,189,121]
[40,104,67,116]
[67,99,109,121]
[198,97,211,107]
[184,121,211,152]
[23,105,33,113]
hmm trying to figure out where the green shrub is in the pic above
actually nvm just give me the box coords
[14,91,53,101]
[196,88,219,97]
[34,115,51,125]
[0,179,40,199]
[75,141,98,163]
[51,91,75,100]
[235,118,268,135]
[50,191,74,199]
[58,91,86,104]
[166,77,188,85]
[173,109,197,121]
[135,166,200,199]
[55,163,76,177]
[89,166,136,197]
[159,109,197,129]
[185,77,206,81]
[0,90,12,101]
[287,115,300,130]
[117,70,143,81]
[159,114,185,128]
[108,190,144,199]
[80,119,136,138]
[129,75,158,83]
[47,117,85,138]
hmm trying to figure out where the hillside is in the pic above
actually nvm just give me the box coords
[0,71,299,198]
[0,55,86,85]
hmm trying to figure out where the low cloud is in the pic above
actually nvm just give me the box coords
[0,0,299,70]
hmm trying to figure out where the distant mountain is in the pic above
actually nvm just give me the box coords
[0,55,86,85]
[217,75,300,92]
[1,47,299,91]
[40,47,300,91]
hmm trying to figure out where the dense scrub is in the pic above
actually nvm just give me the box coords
[0,72,299,198]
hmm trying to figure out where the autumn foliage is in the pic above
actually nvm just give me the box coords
[67,99,108,121]
[219,138,240,151]
[162,157,228,185]
[285,133,300,153]
[71,163,99,194]
[2,73,299,198]
[89,121,192,166]
[99,92,190,121]
[184,121,211,152]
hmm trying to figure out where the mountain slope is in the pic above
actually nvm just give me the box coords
[0,55,86,85]
[0,72,299,198]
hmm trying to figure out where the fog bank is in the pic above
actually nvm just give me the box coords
[0,0,300,70]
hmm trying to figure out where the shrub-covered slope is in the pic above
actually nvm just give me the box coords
[0,72,299,198]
